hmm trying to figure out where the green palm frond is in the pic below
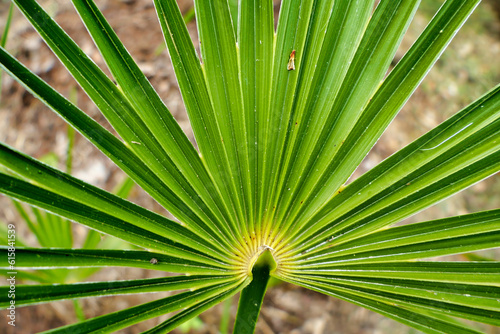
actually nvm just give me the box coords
[0,0,499,333]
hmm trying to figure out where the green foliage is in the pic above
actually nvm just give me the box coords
[0,0,499,333]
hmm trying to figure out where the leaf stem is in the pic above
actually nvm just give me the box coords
[233,250,274,333]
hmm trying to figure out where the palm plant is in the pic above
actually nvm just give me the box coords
[0,0,499,332]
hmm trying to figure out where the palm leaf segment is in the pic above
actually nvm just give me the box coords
[0,0,499,332]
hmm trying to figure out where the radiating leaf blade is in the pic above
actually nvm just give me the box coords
[269,0,374,235]
[10,0,237,250]
[41,281,243,334]
[282,83,500,254]
[237,0,274,238]
[0,143,232,261]
[282,275,484,334]
[284,272,500,310]
[0,247,229,274]
[305,0,483,225]
[258,0,315,238]
[293,210,500,263]
[154,0,247,254]
[282,262,500,286]
[0,275,235,307]
[194,0,251,242]
[275,0,421,238]
[71,0,235,250]
[0,174,230,265]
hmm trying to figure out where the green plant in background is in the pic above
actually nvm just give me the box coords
[0,0,499,333]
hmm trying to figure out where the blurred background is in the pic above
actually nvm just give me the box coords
[0,0,499,333]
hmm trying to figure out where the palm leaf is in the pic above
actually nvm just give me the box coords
[0,0,498,332]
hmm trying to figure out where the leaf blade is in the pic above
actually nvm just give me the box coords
[281,83,500,254]
[0,275,235,307]
[0,174,229,265]
[10,0,237,250]
[71,0,236,250]
[0,247,229,274]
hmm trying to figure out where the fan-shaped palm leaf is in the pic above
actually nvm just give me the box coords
[1,0,499,333]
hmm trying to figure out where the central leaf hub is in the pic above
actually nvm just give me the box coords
[253,248,277,272]
[246,246,278,277]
